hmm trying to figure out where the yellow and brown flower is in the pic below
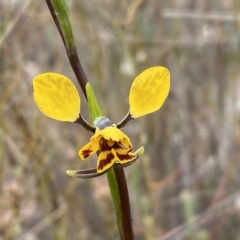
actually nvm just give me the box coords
[79,126,136,173]
[33,67,170,175]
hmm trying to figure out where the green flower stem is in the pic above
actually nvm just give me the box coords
[87,83,133,239]
[45,2,134,238]
[45,0,88,97]
[106,168,124,239]
[86,83,102,121]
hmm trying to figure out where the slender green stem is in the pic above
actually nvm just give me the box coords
[106,168,134,240]
[86,83,134,239]
[45,0,88,97]
[45,1,134,239]
[106,168,124,239]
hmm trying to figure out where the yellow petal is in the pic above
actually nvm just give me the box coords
[78,137,99,160]
[97,149,118,173]
[92,126,130,142]
[115,148,136,164]
[121,138,132,151]
[129,66,170,118]
[33,73,80,121]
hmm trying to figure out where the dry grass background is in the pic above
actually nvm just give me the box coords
[1,0,240,239]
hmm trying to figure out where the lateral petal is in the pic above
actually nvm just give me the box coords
[129,67,170,118]
[33,73,80,121]
[78,137,99,160]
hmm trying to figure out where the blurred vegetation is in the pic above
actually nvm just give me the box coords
[1,0,240,239]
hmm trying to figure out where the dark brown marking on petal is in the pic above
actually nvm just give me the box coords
[113,142,124,149]
[98,152,115,171]
[120,140,133,151]
[127,147,133,153]
[82,150,92,158]
[99,139,130,153]
[114,157,138,169]
[100,139,112,151]
[113,142,124,150]
[116,152,136,161]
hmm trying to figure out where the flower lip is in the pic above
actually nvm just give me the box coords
[69,146,144,178]
[79,125,137,173]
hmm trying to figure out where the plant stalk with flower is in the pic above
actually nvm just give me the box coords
[33,67,170,175]
[35,0,170,239]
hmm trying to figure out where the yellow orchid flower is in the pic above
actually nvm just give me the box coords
[79,125,136,173]
[33,66,170,173]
